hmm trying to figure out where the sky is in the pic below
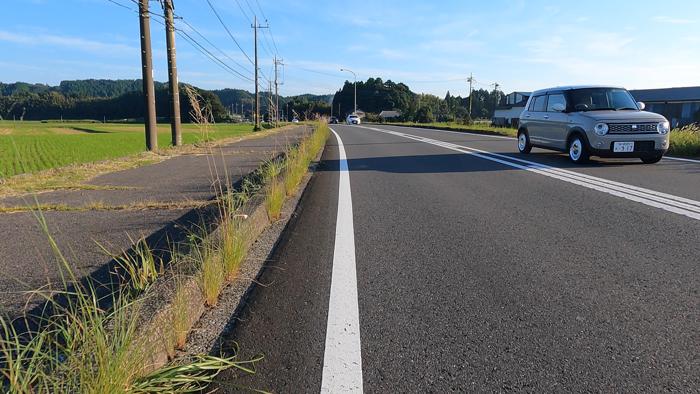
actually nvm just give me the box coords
[1,0,699,97]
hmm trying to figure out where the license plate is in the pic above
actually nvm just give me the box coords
[613,142,635,153]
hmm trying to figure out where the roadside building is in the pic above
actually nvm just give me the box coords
[378,110,401,121]
[630,86,700,128]
[493,91,530,127]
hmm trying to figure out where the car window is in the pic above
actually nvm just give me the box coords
[546,94,566,112]
[568,88,638,111]
[531,95,547,112]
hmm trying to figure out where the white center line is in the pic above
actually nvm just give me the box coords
[321,128,363,393]
[361,125,700,221]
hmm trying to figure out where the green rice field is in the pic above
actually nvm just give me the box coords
[0,121,257,178]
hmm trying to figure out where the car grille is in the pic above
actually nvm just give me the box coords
[608,123,658,134]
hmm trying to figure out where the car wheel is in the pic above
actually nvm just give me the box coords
[568,136,590,163]
[517,131,532,154]
[641,155,663,164]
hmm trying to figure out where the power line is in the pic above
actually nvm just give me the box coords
[243,0,258,20]
[402,78,467,84]
[232,0,252,24]
[204,0,255,66]
[176,29,253,82]
[106,0,136,12]
[252,0,280,57]
[177,17,253,77]
[253,0,268,21]
[285,64,345,78]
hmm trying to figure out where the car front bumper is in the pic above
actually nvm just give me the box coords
[588,133,669,158]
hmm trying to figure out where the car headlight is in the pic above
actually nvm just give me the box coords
[658,121,670,134]
[594,123,609,136]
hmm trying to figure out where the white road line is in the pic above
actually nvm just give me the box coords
[385,124,700,164]
[361,126,700,221]
[321,128,364,393]
[663,155,700,164]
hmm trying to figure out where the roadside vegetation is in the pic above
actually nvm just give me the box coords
[0,212,258,393]
[668,124,700,157]
[385,121,517,137]
[0,101,329,391]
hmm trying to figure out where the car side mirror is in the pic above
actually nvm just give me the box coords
[637,101,646,110]
[552,103,566,112]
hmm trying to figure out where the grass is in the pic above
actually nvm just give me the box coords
[0,120,330,392]
[102,237,161,294]
[265,179,286,221]
[0,120,256,178]
[385,121,517,137]
[0,210,256,393]
[195,236,224,308]
[220,217,250,281]
[261,157,286,221]
[0,199,210,214]
[387,121,700,157]
[668,124,700,157]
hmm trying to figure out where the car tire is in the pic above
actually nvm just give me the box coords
[641,155,663,164]
[517,131,532,154]
[568,135,590,163]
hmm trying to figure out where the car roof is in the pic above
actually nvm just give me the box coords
[531,85,627,95]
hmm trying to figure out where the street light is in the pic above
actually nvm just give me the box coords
[340,68,357,115]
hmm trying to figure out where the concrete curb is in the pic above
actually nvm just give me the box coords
[130,125,323,373]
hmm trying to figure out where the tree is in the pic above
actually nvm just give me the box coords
[415,106,434,123]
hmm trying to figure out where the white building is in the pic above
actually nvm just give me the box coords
[378,110,401,120]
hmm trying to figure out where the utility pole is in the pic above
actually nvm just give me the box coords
[138,0,158,151]
[467,73,474,121]
[268,79,273,124]
[274,57,283,127]
[251,16,269,130]
[163,0,181,146]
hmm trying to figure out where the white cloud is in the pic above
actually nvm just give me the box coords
[0,30,137,55]
[652,16,696,25]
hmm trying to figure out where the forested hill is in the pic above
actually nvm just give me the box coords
[0,78,505,123]
[0,79,335,121]
[331,77,504,122]
[0,79,167,98]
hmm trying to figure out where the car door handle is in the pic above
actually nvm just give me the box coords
[525,114,531,118]
[543,115,549,119]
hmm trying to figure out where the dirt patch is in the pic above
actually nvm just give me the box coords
[47,127,84,135]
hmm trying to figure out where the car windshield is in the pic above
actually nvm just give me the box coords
[568,88,638,112]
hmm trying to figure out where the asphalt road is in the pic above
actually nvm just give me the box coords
[215,124,699,392]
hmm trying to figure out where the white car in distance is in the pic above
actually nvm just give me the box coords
[346,114,361,125]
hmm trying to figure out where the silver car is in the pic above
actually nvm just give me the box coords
[518,86,670,164]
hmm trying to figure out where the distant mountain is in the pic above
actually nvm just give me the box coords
[210,89,333,109]
[58,79,167,98]
[0,79,169,98]
[288,94,333,104]
[0,79,335,122]
[0,82,54,96]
